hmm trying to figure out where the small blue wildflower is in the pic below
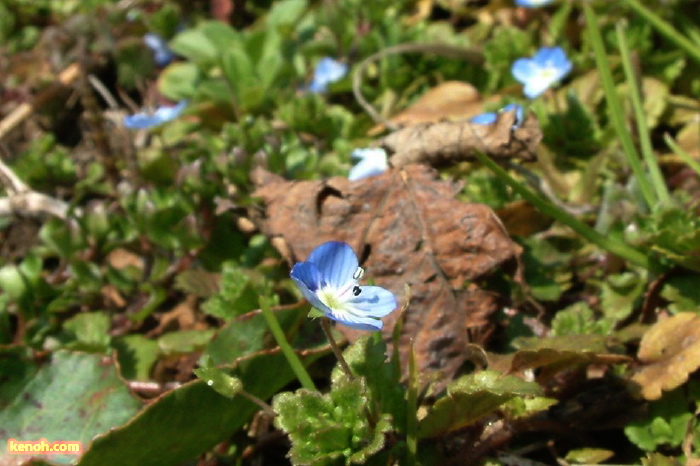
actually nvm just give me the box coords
[348,148,388,181]
[143,33,175,67]
[470,104,525,128]
[123,101,187,129]
[511,46,572,99]
[290,241,397,331]
[515,0,555,7]
[309,57,348,93]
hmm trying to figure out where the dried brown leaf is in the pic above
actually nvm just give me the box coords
[632,312,700,400]
[383,81,483,129]
[382,110,541,169]
[250,164,521,385]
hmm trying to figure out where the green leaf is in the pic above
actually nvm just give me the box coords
[334,335,407,432]
[660,274,700,314]
[273,375,391,465]
[206,305,302,365]
[551,302,615,337]
[0,351,141,465]
[157,62,200,100]
[113,334,159,381]
[624,384,698,451]
[193,365,243,399]
[599,272,644,322]
[169,28,218,65]
[78,350,324,465]
[157,329,216,356]
[63,311,111,352]
[417,370,542,439]
[201,262,258,319]
[266,0,308,28]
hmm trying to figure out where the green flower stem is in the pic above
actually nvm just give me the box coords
[260,296,316,391]
[664,133,700,178]
[624,0,700,65]
[320,319,354,378]
[239,389,277,417]
[583,3,656,210]
[615,22,670,204]
[474,151,650,269]
[405,342,418,466]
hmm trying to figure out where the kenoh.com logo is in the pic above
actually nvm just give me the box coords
[7,438,82,455]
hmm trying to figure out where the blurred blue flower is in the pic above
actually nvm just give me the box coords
[123,101,187,129]
[511,46,572,98]
[309,57,348,93]
[348,148,388,181]
[143,33,175,67]
[470,104,525,128]
[290,241,397,331]
[515,0,554,7]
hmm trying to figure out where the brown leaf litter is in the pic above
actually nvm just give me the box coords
[250,164,522,386]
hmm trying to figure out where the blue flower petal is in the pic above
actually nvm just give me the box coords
[327,312,384,331]
[143,33,175,67]
[348,150,388,181]
[470,112,498,125]
[123,101,187,129]
[348,286,397,317]
[511,58,541,82]
[515,0,554,7]
[309,57,348,93]
[511,47,572,99]
[306,241,358,289]
[290,262,334,315]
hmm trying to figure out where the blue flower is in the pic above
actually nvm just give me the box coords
[143,33,176,67]
[511,46,572,99]
[348,148,388,181]
[515,0,554,7]
[290,241,397,331]
[123,101,187,129]
[309,57,348,93]
[470,104,525,128]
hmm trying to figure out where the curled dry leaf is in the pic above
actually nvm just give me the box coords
[381,110,541,169]
[631,312,700,400]
[250,164,522,386]
[371,81,484,134]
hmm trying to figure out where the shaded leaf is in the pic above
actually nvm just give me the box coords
[417,370,542,439]
[0,351,141,466]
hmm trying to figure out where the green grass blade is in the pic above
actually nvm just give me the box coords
[664,133,700,178]
[583,3,657,209]
[615,22,670,204]
[260,295,316,391]
[624,0,700,65]
[474,151,650,269]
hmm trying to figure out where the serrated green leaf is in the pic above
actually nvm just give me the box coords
[273,375,390,465]
[63,311,111,352]
[660,274,700,314]
[417,370,542,439]
[600,272,644,322]
[333,335,406,432]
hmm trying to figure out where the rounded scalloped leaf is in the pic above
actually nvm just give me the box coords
[632,312,700,400]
